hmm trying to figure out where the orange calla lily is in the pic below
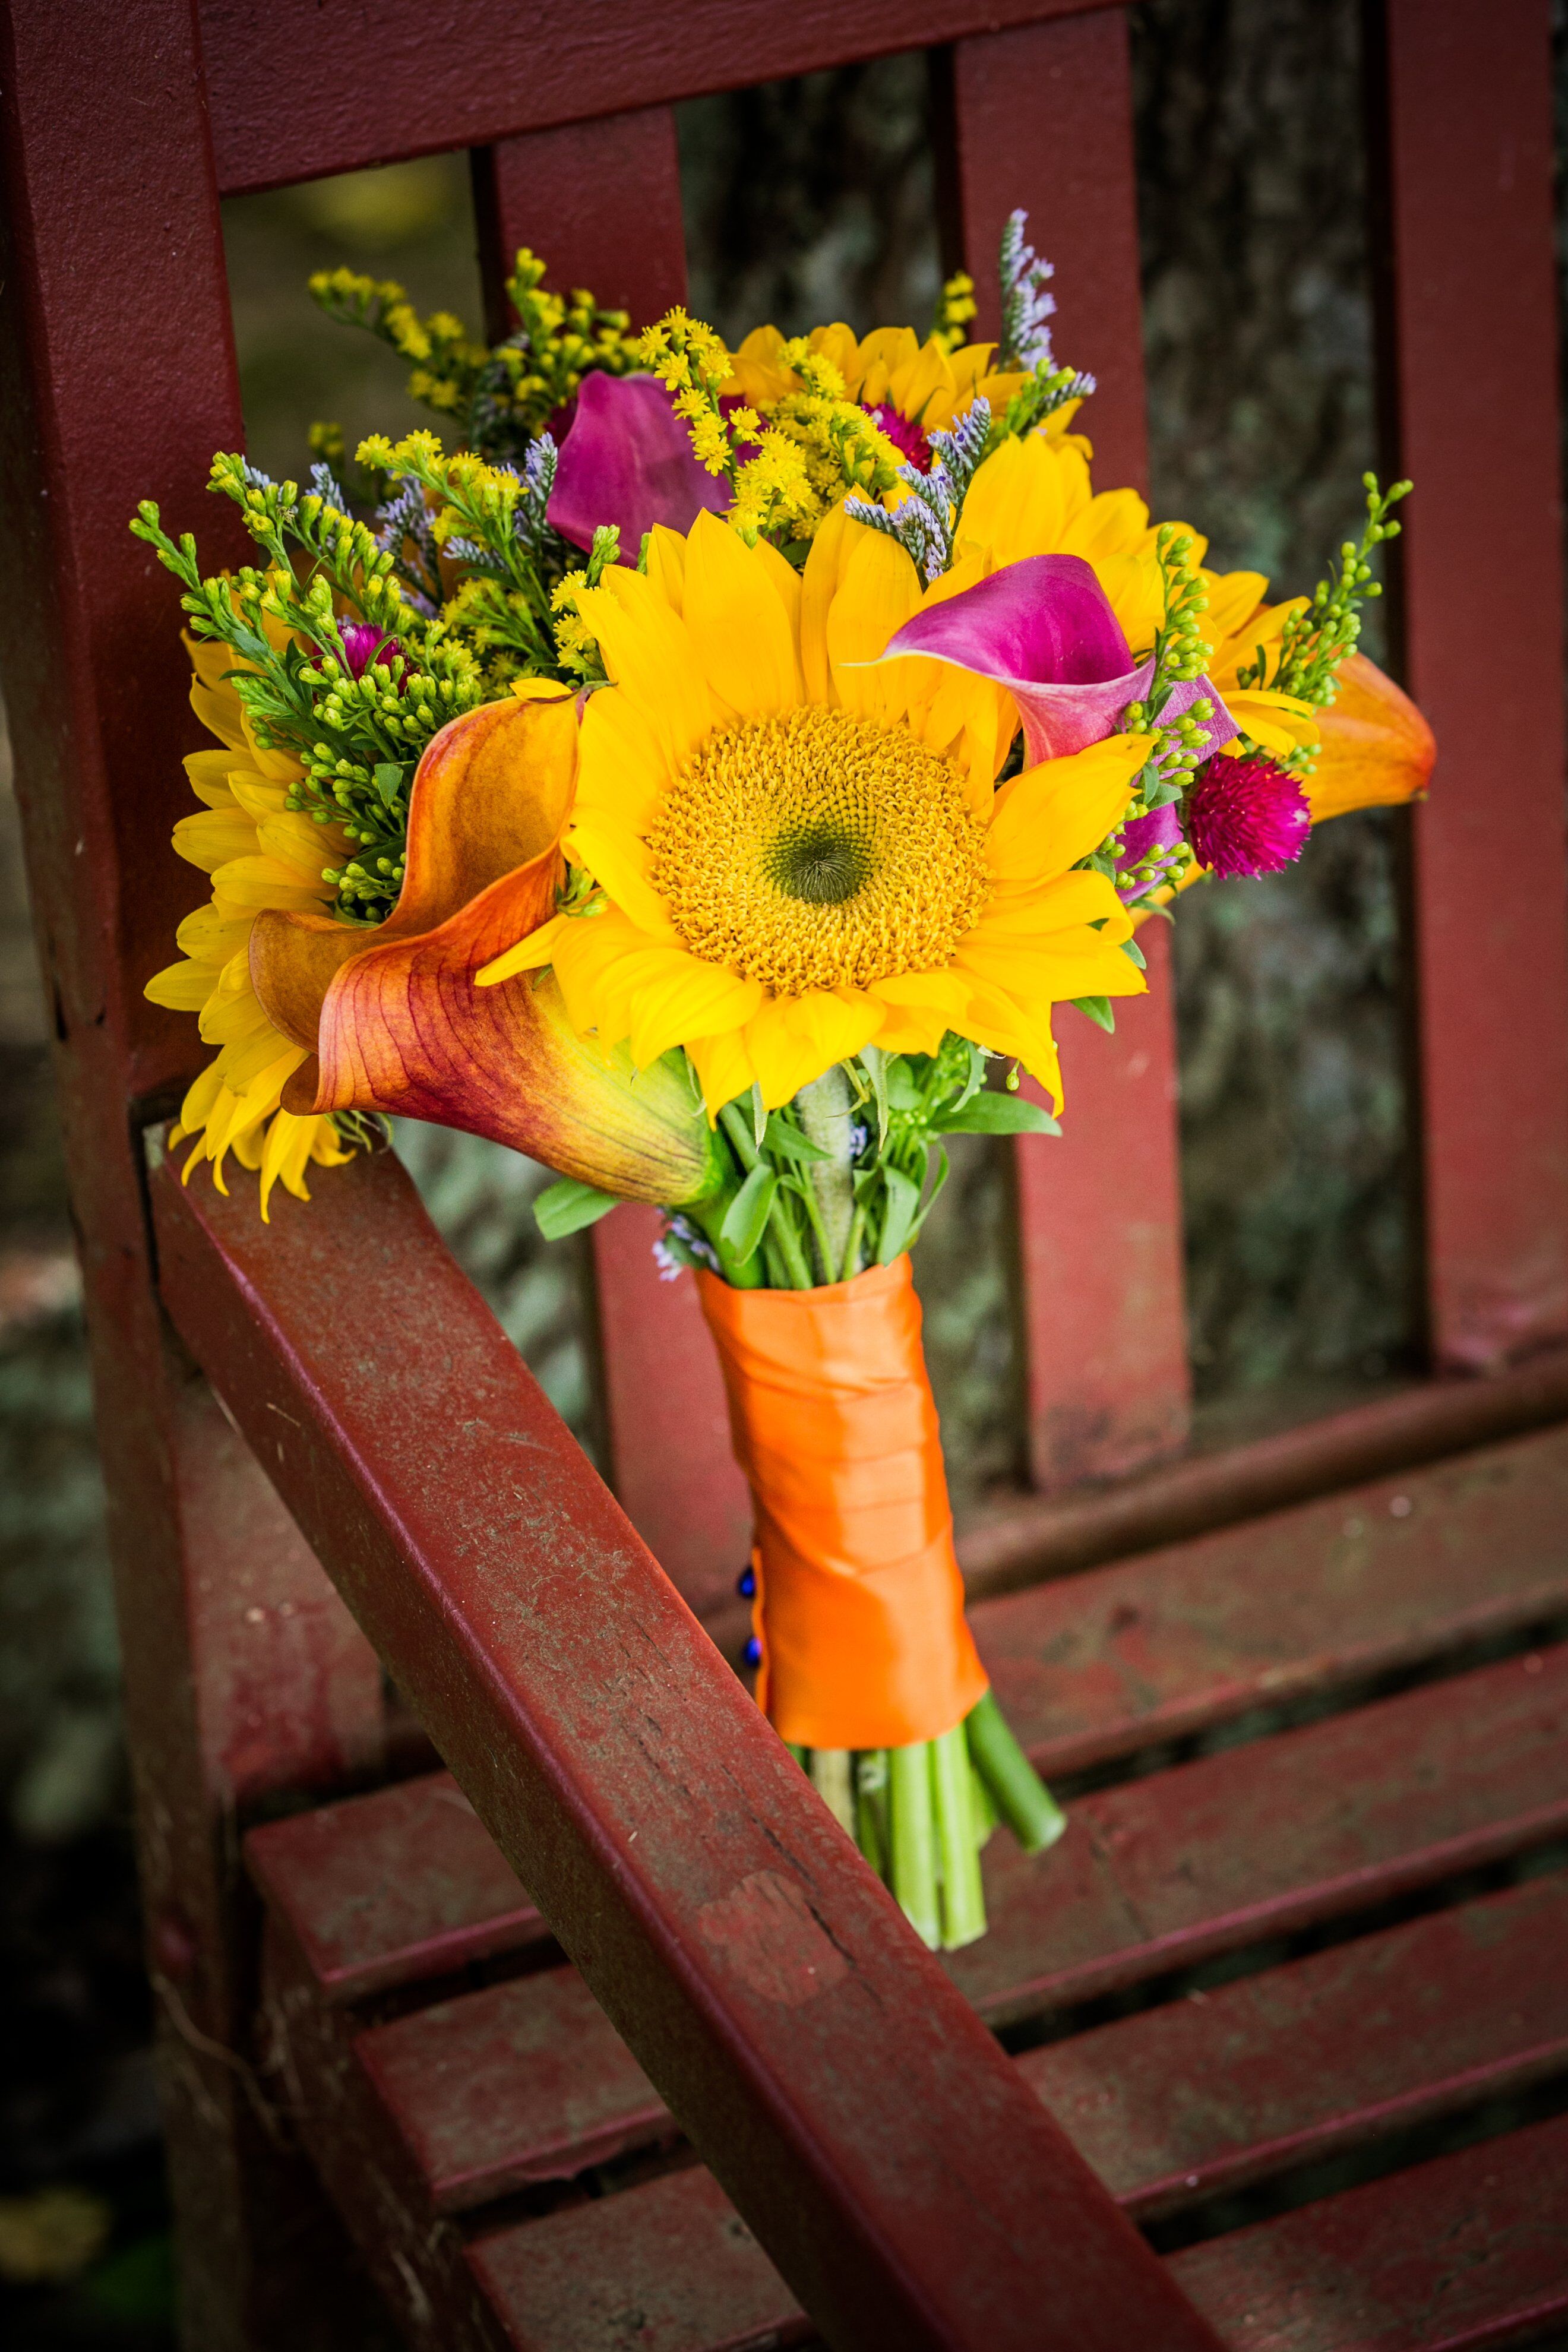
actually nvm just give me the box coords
[249,690,723,1207]
[1308,650,1436,821]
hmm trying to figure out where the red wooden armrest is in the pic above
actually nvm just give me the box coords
[148,1138,1222,2352]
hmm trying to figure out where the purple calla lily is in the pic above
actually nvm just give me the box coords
[547,373,731,555]
[878,552,1238,770]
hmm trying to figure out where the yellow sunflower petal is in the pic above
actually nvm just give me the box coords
[686,1023,758,1119]
[827,533,922,724]
[576,569,720,767]
[681,511,802,717]
[146,959,218,1012]
[987,736,1147,884]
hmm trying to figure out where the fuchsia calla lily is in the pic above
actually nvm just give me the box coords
[548,373,730,555]
[878,552,1239,767]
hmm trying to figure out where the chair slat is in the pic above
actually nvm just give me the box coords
[1376,0,1568,1370]
[246,1414,1568,2005]
[982,1418,1568,1775]
[468,112,752,1615]
[950,1643,1568,2026]
[1026,1869,1568,2218]
[464,2167,810,2352]
[245,1771,546,2003]
[255,1637,1568,2220]
[156,1144,1220,2352]
[339,1860,1568,2223]
[473,109,688,338]
[264,1860,1568,2350]
[940,10,1190,1491]
[197,0,1119,196]
[1170,2107,1568,2351]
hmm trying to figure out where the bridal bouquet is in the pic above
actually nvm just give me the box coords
[135,216,1434,1948]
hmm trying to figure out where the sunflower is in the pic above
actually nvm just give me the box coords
[479,508,1150,1115]
[726,323,1071,476]
[144,636,358,1215]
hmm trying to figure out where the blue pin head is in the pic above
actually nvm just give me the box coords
[742,1635,763,1668]
[736,1564,757,1599]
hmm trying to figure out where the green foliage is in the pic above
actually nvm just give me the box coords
[533,1176,622,1239]
[310,247,642,464]
[669,1035,1048,1291]
[1241,472,1411,708]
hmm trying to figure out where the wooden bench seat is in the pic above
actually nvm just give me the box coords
[245,1421,1568,2350]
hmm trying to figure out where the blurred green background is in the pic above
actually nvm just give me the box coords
[0,0,1533,2337]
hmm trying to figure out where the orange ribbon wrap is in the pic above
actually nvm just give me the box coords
[696,1256,988,1751]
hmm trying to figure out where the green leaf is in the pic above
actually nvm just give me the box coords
[885,1057,920,1111]
[750,1082,767,1151]
[763,1112,832,1165]
[534,1177,622,1240]
[935,1093,1060,1136]
[1120,936,1147,969]
[1070,995,1116,1033]
[373,761,403,808]
[720,1164,777,1264]
[877,1166,922,1264]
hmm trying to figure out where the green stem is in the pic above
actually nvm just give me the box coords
[889,1741,941,1948]
[795,1067,858,1280]
[839,1202,867,1285]
[855,1750,889,1879]
[931,1724,987,1949]
[809,1748,856,1837]
[766,1190,816,1289]
[966,1690,1066,1854]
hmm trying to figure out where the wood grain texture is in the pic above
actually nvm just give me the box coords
[1374,0,1568,1368]
[198,0,1122,195]
[0,4,391,2341]
[937,12,1191,1490]
[469,108,751,1620]
[156,1143,1219,2352]
[1171,2107,1568,2350]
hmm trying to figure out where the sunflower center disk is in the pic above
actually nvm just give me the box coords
[646,707,990,997]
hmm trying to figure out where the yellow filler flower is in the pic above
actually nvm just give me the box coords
[478,508,1150,1115]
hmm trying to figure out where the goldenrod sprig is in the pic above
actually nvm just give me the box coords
[930,269,977,355]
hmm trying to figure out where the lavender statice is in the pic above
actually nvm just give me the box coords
[999,208,1057,373]
[843,399,993,583]
[374,476,442,615]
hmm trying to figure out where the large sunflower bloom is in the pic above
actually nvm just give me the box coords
[145,637,357,1213]
[479,509,1150,1116]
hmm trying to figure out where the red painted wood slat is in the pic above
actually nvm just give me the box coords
[464,2167,808,2352]
[1375,0,1568,1370]
[0,4,394,2340]
[270,1872,1568,2352]
[1171,2108,1568,2351]
[245,1412,1568,2005]
[341,1855,1568,2223]
[470,110,752,1620]
[949,1644,1568,2027]
[197,0,1123,195]
[153,1144,1220,2352]
[473,108,690,340]
[981,1418,1568,1776]
[956,1342,1568,1599]
[245,1772,545,2004]
[938,10,1191,1491]
[251,1637,1568,2227]
[1025,1869,1568,2220]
